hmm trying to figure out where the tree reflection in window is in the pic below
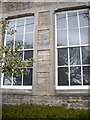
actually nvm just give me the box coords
[13,74,22,85]
[3,74,12,85]
[23,68,32,85]
[70,67,81,85]
[70,47,80,65]
[58,67,69,86]
[82,47,90,65]
[56,9,90,87]
[83,66,90,85]
[58,48,68,66]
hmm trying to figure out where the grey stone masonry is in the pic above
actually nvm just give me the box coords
[2,90,90,109]
[33,10,55,95]
[37,50,50,67]
[1,2,90,109]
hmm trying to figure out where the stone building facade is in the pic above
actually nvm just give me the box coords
[0,1,90,109]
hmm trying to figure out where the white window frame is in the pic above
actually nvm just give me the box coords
[55,9,90,90]
[1,16,35,89]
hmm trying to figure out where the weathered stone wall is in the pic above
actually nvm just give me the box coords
[1,2,90,109]
[2,2,55,13]
[2,88,90,109]
[2,92,90,109]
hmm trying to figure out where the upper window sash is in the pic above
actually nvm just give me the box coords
[5,16,34,50]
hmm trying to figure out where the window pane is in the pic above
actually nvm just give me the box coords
[25,17,34,33]
[23,68,32,85]
[82,47,90,64]
[57,13,66,29]
[68,12,78,28]
[15,34,23,46]
[8,20,15,29]
[69,28,79,45]
[26,17,34,25]
[24,33,33,49]
[58,67,69,86]
[79,10,89,27]
[57,30,67,46]
[80,27,90,44]
[6,35,14,48]
[16,19,24,33]
[16,26,24,34]
[24,50,33,60]
[17,19,24,26]
[13,75,22,85]
[70,67,81,85]
[70,47,80,65]
[3,75,12,85]
[25,24,34,33]
[83,66,90,85]
[58,48,68,66]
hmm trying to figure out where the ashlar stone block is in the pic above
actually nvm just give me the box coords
[37,50,50,67]
[38,11,50,28]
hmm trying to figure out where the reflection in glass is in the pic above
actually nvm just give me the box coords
[58,48,68,66]
[80,27,90,44]
[26,17,34,25]
[6,35,14,48]
[3,75,12,85]
[83,66,90,85]
[69,28,79,45]
[25,24,34,33]
[23,68,32,85]
[16,19,24,33]
[16,26,24,34]
[15,34,23,46]
[58,67,69,86]
[57,30,67,46]
[82,47,90,64]
[24,33,33,48]
[17,19,24,26]
[8,20,15,29]
[57,13,66,29]
[70,67,81,85]
[13,75,22,85]
[79,10,89,27]
[24,50,33,60]
[68,12,78,28]
[70,47,80,65]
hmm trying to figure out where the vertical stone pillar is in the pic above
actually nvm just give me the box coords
[32,10,55,95]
